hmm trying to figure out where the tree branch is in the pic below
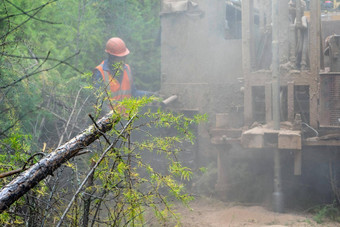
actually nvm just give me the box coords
[0,52,83,74]
[38,106,82,132]
[57,87,83,147]
[0,0,58,39]
[3,0,60,25]
[0,111,119,213]
[0,51,81,89]
[56,114,136,227]
[0,152,45,179]
[0,0,57,22]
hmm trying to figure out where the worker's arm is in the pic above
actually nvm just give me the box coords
[131,83,155,98]
[92,69,105,89]
[301,16,308,29]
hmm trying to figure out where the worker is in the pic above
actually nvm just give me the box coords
[93,37,153,108]
[288,0,309,70]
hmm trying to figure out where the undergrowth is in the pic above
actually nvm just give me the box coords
[312,202,340,224]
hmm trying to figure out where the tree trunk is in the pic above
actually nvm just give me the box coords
[82,160,95,227]
[0,112,117,213]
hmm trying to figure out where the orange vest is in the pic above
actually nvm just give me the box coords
[95,61,132,101]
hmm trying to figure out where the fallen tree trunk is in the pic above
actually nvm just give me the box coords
[0,112,117,213]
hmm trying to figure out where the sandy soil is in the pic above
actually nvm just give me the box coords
[167,197,339,227]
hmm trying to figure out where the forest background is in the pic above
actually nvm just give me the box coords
[0,0,202,226]
[1,0,161,150]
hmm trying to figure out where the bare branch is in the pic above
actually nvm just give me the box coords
[0,52,83,74]
[0,51,81,89]
[88,114,111,145]
[0,152,44,179]
[68,94,91,139]
[0,169,23,179]
[56,114,137,227]
[0,111,120,212]
[57,87,83,147]
[0,0,57,22]
[38,106,82,132]
[3,0,60,25]
[0,0,58,39]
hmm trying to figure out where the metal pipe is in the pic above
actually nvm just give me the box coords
[161,95,178,107]
[272,0,283,213]
[296,0,302,47]
[272,0,280,130]
[273,148,283,212]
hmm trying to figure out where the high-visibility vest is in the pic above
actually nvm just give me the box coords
[95,61,132,101]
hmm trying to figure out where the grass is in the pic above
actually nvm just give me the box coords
[312,203,340,224]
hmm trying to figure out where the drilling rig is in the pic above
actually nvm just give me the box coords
[160,0,340,211]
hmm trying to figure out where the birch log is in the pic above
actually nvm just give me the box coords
[0,112,117,212]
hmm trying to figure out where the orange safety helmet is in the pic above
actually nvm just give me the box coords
[105,37,130,57]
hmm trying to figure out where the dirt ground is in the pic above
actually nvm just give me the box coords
[166,197,339,227]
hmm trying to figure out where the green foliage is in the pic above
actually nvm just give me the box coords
[0,0,176,225]
[0,0,161,160]
[0,0,161,146]
[313,202,340,224]
[98,0,161,90]
[57,96,204,226]
[192,163,218,196]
